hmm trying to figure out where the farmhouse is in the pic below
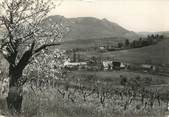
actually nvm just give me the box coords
[99,46,105,50]
[63,61,87,70]
[112,61,126,70]
[140,64,156,71]
[102,61,113,70]
[102,60,126,71]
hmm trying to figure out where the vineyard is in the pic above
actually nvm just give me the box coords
[11,71,168,117]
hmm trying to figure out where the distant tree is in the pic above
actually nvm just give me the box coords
[125,39,130,47]
[139,37,143,41]
[118,42,123,48]
[159,35,164,39]
[151,34,155,39]
[138,37,143,47]
[131,40,137,48]
[156,34,159,39]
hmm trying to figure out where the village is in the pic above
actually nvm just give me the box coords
[63,51,169,77]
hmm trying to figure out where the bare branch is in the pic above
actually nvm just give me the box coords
[34,43,61,54]
[0,0,63,88]
[16,41,36,71]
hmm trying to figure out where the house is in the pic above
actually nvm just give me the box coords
[140,64,156,72]
[102,59,126,71]
[63,61,87,70]
[64,61,87,66]
[112,61,126,70]
[99,46,105,50]
[113,62,121,70]
[98,46,107,52]
[102,61,113,70]
[120,62,126,69]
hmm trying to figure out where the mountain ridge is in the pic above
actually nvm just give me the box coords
[43,15,139,41]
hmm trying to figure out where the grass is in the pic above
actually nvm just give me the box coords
[0,82,169,117]
[77,38,169,65]
[17,86,168,117]
[102,38,169,64]
[72,70,169,85]
[20,86,169,117]
[1,68,169,117]
[59,37,126,50]
[21,87,110,117]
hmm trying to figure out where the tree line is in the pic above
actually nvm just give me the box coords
[118,34,164,49]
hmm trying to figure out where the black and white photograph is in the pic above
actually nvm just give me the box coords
[0,0,169,117]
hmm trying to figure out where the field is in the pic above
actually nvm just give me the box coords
[71,70,169,84]
[1,69,169,117]
[59,37,128,50]
[76,38,169,65]
[103,38,169,64]
[1,38,169,117]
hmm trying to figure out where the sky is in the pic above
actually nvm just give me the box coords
[50,0,169,32]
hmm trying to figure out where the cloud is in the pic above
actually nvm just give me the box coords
[80,0,95,2]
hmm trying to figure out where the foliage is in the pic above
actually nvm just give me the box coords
[125,39,130,47]
[24,49,67,81]
[0,0,65,87]
[118,42,123,48]
[0,0,67,113]
[130,34,164,48]
[117,34,164,49]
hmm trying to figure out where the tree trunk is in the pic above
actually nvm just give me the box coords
[6,69,23,114]
[7,86,23,114]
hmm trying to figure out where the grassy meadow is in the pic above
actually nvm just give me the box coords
[76,38,169,65]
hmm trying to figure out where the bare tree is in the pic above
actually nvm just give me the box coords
[0,0,63,113]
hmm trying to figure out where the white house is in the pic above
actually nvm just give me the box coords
[140,64,156,71]
[63,61,87,69]
[102,61,113,70]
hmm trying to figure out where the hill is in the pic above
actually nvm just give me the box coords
[76,38,169,65]
[102,38,169,64]
[43,15,139,42]
[59,37,130,50]
[0,15,140,50]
